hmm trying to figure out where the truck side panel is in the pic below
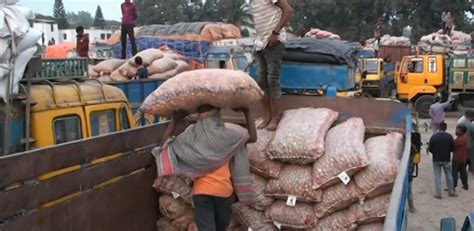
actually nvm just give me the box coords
[0,124,166,230]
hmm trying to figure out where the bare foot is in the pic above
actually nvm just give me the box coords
[266,117,279,131]
[256,117,270,129]
[434,195,442,199]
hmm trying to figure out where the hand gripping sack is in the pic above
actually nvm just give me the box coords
[313,182,362,218]
[153,176,193,204]
[232,202,277,231]
[92,59,126,74]
[265,201,318,229]
[265,165,322,202]
[140,69,263,117]
[129,48,164,66]
[349,193,390,225]
[251,174,274,211]
[354,133,404,200]
[312,118,368,189]
[248,129,283,178]
[159,194,192,220]
[268,108,338,165]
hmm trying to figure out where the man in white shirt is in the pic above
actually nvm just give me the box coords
[250,0,293,131]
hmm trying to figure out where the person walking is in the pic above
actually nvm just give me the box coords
[459,110,474,175]
[453,124,469,190]
[250,0,294,131]
[153,105,257,231]
[429,96,453,134]
[428,122,458,199]
[120,0,138,59]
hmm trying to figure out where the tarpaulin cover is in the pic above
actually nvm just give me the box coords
[137,22,212,37]
[283,38,357,66]
[112,37,211,63]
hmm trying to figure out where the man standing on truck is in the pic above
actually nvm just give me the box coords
[153,105,257,231]
[250,0,294,131]
[120,0,138,59]
[76,26,89,58]
[428,122,458,199]
[429,96,453,134]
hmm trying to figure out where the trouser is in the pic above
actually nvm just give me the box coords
[442,22,447,34]
[121,24,137,59]
[452,160,468,189]
[193,195,234,231]
[254,42,284,99]
[433,161,455,196]
[431,121,441,134]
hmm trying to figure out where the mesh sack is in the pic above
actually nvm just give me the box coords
[171,210,195,230]
[248,129,282,178]
[264,201,318,229]
[92,58,126,74]
[159,194,192,220]
[116,62,138,78]
[149,68,178,80]
[356,223,384,231]
[140,69,263,117]
[232,202,277,231]
[251,174,274,211]
[153,176,193,204]
[349,193,390,225]
[313,182,362,218]
[268,108,338,165]
[156,217,180,231]
[147,57,178,74]
[129,48,164,66]
[355,133,403,199]
[265,165,322,203]
[312,118,368,189]
[308,210,357,231]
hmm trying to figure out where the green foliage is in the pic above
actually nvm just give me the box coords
[67,11,94,29]
[94,5,106,29]
[53,0,68,29]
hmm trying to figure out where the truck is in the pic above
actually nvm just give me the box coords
[395,54,474,117]
[205,47,362,98]
[379,45,413,63]
[0,95,413,231]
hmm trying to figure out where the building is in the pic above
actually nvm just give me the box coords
[31,19,59,46]
[59,28,114,44]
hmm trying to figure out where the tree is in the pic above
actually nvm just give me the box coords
[94,5,106,28]
[53,0,68,29]
[67,11,94,28]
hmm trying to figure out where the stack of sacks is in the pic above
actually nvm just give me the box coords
[153,176,196,231]
[305,28,341,40]
[0,1,41,99]
[419,29,472,55]
[365,35,410,48]
[88,48,190,82]
[231,107,404,230]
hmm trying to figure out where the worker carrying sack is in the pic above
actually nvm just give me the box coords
[140,69,263,117]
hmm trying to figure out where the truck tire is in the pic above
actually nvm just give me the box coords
[414,95,434,119]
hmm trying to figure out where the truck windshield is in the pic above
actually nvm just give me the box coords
[233,56,249,71]
[364,60,379,74]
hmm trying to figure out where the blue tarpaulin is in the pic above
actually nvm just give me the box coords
[112,37,212,63]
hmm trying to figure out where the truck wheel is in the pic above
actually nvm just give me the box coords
[414,95,434,119]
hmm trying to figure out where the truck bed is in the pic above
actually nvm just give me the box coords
[0,95,411,231]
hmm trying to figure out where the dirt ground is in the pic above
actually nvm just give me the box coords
[407,116,474,231]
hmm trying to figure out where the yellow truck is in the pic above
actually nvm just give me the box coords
[358,58,384,97]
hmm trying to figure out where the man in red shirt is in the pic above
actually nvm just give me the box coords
[76,26,89,58]
[121,0,138,59]
[453,124,469,190]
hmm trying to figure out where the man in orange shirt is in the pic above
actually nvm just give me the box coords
[153,104,257,230]
[453,124,469,190]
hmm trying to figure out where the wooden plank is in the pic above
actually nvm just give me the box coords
[0,123,166,187]
[0,151,153,221]
[0,168,158,231]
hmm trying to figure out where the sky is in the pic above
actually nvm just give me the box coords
[19,0,123,21]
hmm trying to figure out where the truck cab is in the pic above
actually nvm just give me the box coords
[1,79,135,155]
[205,47,251,71]
[396,54,446,117]
[359,58,384,97]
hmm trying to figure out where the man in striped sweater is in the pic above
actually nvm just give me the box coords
[250,0,294,131]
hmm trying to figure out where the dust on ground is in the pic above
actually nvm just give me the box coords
[407,117,474,231]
